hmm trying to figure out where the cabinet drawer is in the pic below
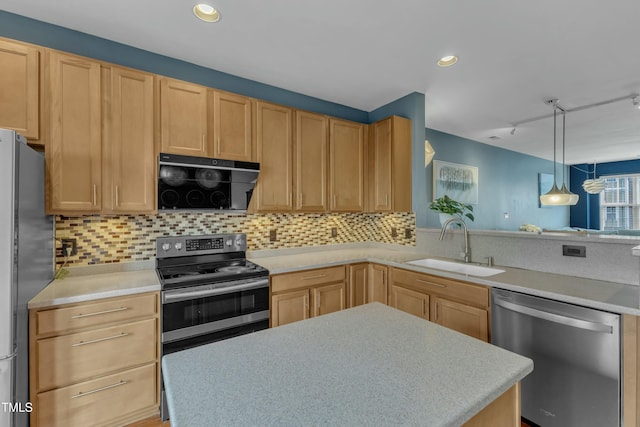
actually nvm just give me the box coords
[271,266,346,293]
[35,292,158,336]
[36,318,157,391]
[36,363,157,427]
[391,268,489,308]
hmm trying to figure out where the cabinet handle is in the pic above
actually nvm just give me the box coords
[333,195,337,208]
[216,137,221,154]
[386,194,389,207]
[302,274,327,280]
[299,193,303,207]
[92,184,97,206]
[422,300,426,317]
[115,185,120,207]
[304,295,309,311]
[435,302,439,321]
[71,380,128,399]
[71,306,129,319]
[416,279,446,288]
[202,134,206,152]
[71,332,129,347]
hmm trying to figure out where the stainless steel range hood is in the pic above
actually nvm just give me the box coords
[158,153,259,212]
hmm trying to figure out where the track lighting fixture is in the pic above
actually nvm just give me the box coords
[633,96,640,109]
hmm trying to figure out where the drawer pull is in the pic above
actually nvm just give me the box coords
[71,380,128,399]
[302,274,327,280]
[416,279,446,288]
[71,306,129,319]
[72,332,129,347]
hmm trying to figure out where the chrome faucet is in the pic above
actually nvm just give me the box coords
[439,217,471,263]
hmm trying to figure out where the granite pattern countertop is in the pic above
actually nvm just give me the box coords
[28,261,160,309]
[249,245,640,316]
[162,303,533,427]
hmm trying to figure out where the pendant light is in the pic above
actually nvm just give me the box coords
[558,111,579,205]
[582,162,606,194]
[540,102,572,205]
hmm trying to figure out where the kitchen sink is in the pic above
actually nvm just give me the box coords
[406,258,505,277]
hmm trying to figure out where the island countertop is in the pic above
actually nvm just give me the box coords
[162,303,533,427]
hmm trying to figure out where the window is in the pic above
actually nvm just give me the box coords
[600,174,640,230]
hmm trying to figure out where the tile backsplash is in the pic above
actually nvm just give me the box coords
[55,212,415,266]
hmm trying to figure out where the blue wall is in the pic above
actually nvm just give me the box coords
[0,11,368,123]
[570,159,640,229]
[424,129,569,230]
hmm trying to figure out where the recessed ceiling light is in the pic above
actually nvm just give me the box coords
[193,3,220,22]
[437,55,458,67]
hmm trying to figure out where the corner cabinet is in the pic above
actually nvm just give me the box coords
[270,266,346,327]
[29,292,160,427]
[348,263,388,307]
[389,267,490,342]
[329,118,366,211]
[368,116,412,212]
[45,51,102,213]
[252,101,294,212]
[0,38,40,140]
[159,77,208,157]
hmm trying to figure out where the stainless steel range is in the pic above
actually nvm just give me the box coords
[156,233,269,420]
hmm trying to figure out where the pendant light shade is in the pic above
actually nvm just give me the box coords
[582,163,606,194]
[540,101,579,206]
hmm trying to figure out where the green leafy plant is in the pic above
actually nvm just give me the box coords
[430,195,474,222]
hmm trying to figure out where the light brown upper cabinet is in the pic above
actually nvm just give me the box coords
[329,118,366,211]
[368,116,412,212]
[210,90,253,161]
[253,101,293,211]
[159,77,208,157]
[46,51,102,213]
[294,111,328,211]
[102,66,156,213]
[0,38,40,140]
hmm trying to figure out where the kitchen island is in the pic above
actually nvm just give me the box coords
[162,303,532,426]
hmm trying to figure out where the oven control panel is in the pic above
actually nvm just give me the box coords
[156,234,247,258]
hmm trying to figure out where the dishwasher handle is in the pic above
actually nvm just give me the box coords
[493,297,614,334]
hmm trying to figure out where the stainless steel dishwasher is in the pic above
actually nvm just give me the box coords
[491,288,621,427]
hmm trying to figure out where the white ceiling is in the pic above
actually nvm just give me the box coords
[4,0,640,165]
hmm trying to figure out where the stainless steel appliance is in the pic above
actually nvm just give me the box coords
[492,288,621,427]
[0,129,54,427]
[158,153,259,211]
[157,233,269,419]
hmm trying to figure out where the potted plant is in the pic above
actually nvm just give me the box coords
[430,195,474,225]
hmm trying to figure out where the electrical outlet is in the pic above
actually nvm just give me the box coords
[391,227,398,238]
[405,228,412,239]
[331,227,337,238]
[269,229,277,242]
[61,238,77,256]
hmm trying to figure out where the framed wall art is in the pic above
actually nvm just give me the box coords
[432,160,478,204]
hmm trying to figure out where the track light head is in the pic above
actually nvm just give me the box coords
[633,96,640,109]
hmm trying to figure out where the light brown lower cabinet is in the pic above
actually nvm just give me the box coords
[389,267,490,342]
[270,266,346,327]
[29,292,160,427]
[348,263,388,307]
[463,383,521,426]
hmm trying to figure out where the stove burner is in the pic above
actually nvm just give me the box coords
[216,266,251,274]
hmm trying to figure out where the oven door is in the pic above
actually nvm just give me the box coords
[162,277,269,346]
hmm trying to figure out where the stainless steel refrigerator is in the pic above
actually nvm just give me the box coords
[0,129,54,427]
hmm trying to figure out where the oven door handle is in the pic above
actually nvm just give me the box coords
[163,278,269,303]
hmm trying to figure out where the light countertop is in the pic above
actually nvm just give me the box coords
[162,302,533,427]
[249,245,640,316]
[28,261,160,309]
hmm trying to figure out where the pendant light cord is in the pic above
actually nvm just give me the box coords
[552,104,557,185]
[562,111,566,184]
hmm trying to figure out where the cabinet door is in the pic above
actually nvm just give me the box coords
[253,101,293,211]
[0,39,39,139]
[103,67,155,213]
[47,51,102,213]
[348,263,368,308]
[271,289,309,327]
[329,119,366,211]
[368,118,392,211]
[294,111,328,211]
[159,78,207,156]
[434,297,489,342]
[390,284,429,320]
[312,283,346,317]
[212,90,253,161]
[368,264,388,304]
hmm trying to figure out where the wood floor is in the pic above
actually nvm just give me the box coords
[126,417,170,427]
